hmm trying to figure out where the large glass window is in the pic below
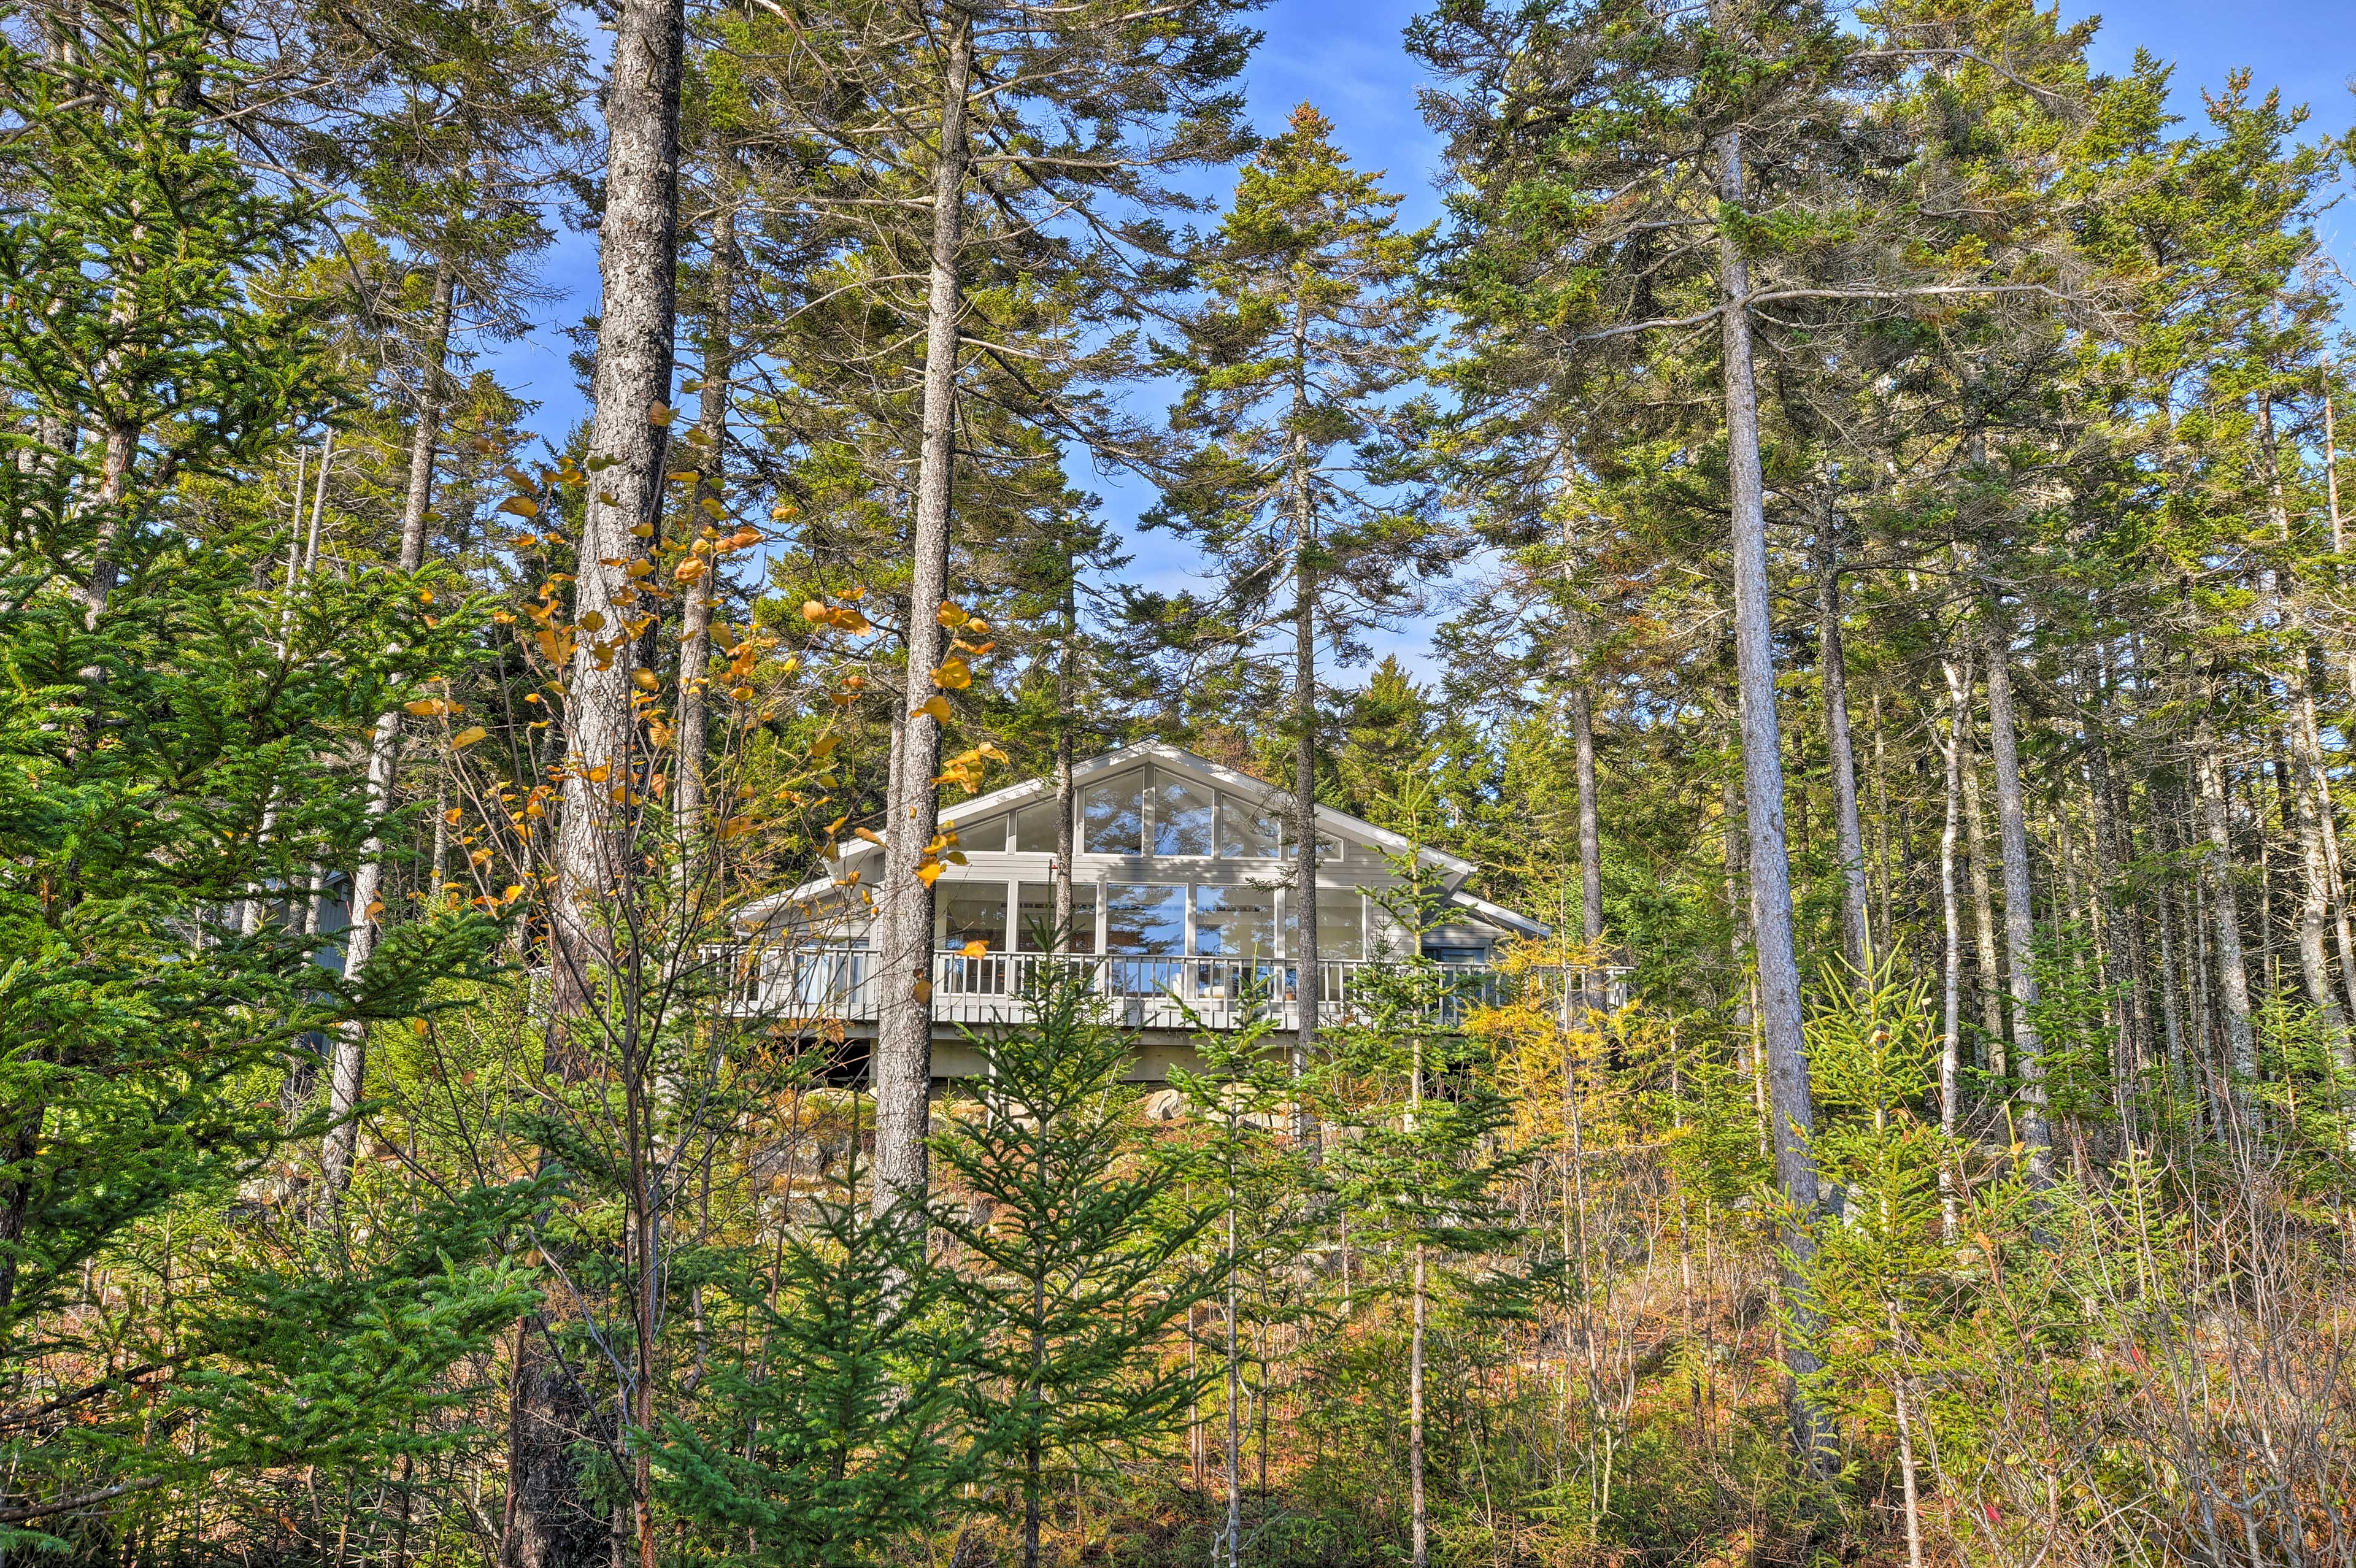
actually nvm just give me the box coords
[941,885,1009,951]
[1307,892,1362,961]
[1154,769,1214,856]
[1082,774,1144,855]
[1014,799,1060,853]
[1217,794,1283,859]
[1015,882,1098,953]
[1194,885,1276,959]
[1103,883,1187,956]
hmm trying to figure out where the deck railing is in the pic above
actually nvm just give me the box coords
[698,945,1508,1031]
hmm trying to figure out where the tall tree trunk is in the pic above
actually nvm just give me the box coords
[871,14,973,1217]
[2082,691,2149,1131]
[1815,497,1869,970]
[674,199,735,901]
[1938,653,1968,1155]
[323,261,455,1204]
[1288,297,1320,1143]
[1572,687,1603,947]
[1960,717,2007,1071]
[1714,120,1828,1466]
[1979,601,2051,1180]
[1053,561,1076,950]
[2195,705,2261,1134]
[525,0,683,1553]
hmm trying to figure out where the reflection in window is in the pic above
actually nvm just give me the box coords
[1317,893,1363,961]
[1217,794,1284,858]
[1104,883,1186,956]
[1014,799,1060,853]
[954,816,1007,853]
[1015,882,1098,953]
[1194,885,1275,958]
[941,885,1009,951]
[1082,774,1144,855]
[1155,770,1214,856]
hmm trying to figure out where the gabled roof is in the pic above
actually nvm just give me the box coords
[751,742,1538,929]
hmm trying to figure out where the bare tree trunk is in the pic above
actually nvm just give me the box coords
[1573,687,1603,947]
[550,0,683,1020]
[1714,119,1828,1466]
[524,0,682,1552]
[1053,563,1076,950]
[1815,498,1869,970]
[674,199,735,896]
[1960,718,2007,1072]
[872,14,973,1217]
[1980,601,2051,1180]
[1288,297,1320,1143]
[2083,693,2149,1131]
[1938,653,1968,1166]
[2195,706,2260,1132]
[323,261,455,1203]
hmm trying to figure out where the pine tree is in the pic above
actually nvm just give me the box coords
[930,959,1217,1568]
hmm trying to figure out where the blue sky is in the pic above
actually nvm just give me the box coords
[477,0,2355,678]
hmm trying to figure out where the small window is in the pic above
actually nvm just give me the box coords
[1014,799,1061,854]
[1082,774,1144,856]
[941,885,1009,951]
[1154,769,1214,856]
[1218,794,1284,858]
[1016,882,1097,952]
[1104,883,1187,956]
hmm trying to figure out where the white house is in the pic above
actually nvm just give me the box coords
[730,742,1547,1078]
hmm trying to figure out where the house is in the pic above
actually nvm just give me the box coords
[731,742,1548,1078]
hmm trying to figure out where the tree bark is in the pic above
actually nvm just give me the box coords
[526,0,682,1551]
[1715,120,1828,1466]
[1572,688,1603,947]
[872,12,973,1218]
[1053,561,1076,950]
[1960,714,2007,1070]
[1980,599,2051,1180]
[1288,295,1320,1142]
[1938,653,1968,1153]
[2195,705,2260,1132]
[324,260,455,1204]
[1815,498,1870,970]
[674,198,735,897]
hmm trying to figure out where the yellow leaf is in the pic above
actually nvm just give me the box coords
[648,400,674,426]
[930,659,971,690]
[801,600,828,622]
[501,885,525,904]
[912,978,933,1003]
[770,504,798,520]
[853,827,885,845]
[513,532,539,549]
[911,695,951,723]
[936,601,968,628]
[405,697,460,718]
[718,817,759,840]
[363,899,385,921]
[811,734,840,759]
[960,940,988,958]
[674,557,708,582]
[668,471,701,484]
[633,669,659,691]
[915,861,945,888]
[450,726,488,750]
[498,496,540,518]
[830,608,872,635]
[579,609,605,631]
[629,522,654,538]
[699,496,728,518]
